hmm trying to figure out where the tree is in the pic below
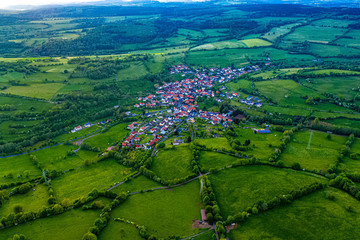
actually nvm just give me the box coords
[206,213,214,224]
[327,133,332,140]
[13,205,23,214]
[252,207,259,214]
[61,198,72,208]
[82,232,97,240]
[158,142,165,148]
[314,117,320,126]
[291,162,301,170]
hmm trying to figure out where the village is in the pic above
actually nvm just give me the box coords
[69,64,264,150]
[120,64,263,150]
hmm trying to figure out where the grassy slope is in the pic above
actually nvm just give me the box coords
[228,188,360,240]
[111,180,202,238]
[210,165,328,218]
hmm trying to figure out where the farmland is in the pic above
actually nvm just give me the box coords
[1,3,360,240]
[210,165,328,218]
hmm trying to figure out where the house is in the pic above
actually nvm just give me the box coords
[255,128,270,134]
[107,146,113,151]
[136,144,142,149]
[135,137,140,142]
[139,126,147,132]
[127,124,134,130]
[173,139,183,145]
[71,125,83,133]
[84,122,92,128]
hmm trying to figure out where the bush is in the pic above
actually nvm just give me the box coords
[291,162,301,170]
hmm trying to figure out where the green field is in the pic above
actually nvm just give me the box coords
[194,137,232,151]
[2,83,65,100]
[151,145,194,181]
[279,130,347,172]
[0,154,41,185]
[0,209,100,240]
[210,165,328,218]
[110,175,162,195]
[0,95,53,113]
[99,220,143,240]
[284,25,347,43]
[110,180,202,239]
[31,144,99,171]
[0,183,49,217]
[83,123,129,150]
[263,23,300,42]
[300,76,360,101]
[234,127,283,160]
[186,48,315,67]
[191,38,271,51]
[198,151,240,172]
[228,188,360,240]
[51,159,134,200]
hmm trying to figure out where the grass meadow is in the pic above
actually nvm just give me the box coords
[210,165,328,218]
[110,180,202,239]
[51,159,134,201]
[279,130,347,172]
[0,209,100,240]
[228,188,360,240]
[151,145,194,181]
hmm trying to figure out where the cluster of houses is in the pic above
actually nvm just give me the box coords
[71,122,93,133]
[122,64,262,149]
[239,95,262,108]
[198,110,233,126]
[70,119,112,133]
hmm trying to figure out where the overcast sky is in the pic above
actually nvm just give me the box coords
[0,0,103,9]
[0,0,208,9]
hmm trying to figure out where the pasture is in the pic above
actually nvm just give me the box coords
[191,38,271,51]
[110,180,202,239]
[0,209,100,240]
[2,83,65,100]
[0,95,53,113]
[210,165,328,218]
[194,137,232,151]
[186,48,314,67]
[309,43,360,57]
[279,130,347,172]
[300,76,360,101]
[228,188,360,240]
[110,175,162,195]
[0,183,49,218]
[99,220,143,240]
[262,23,300,42]
[31,144,99,171]
[151,145,194,181]
[233,127,283,160]
[284,25,347,43]
[0,154,41,185]
[83,123,129,150]
[198,151,240,172]
[51,159,134,201]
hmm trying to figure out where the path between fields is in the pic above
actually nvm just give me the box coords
[0,127,104,159]
[127,173,209,195]
[106,172,141,191]
[180,228,214,240]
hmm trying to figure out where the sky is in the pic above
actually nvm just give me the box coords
[0,0,102,9]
